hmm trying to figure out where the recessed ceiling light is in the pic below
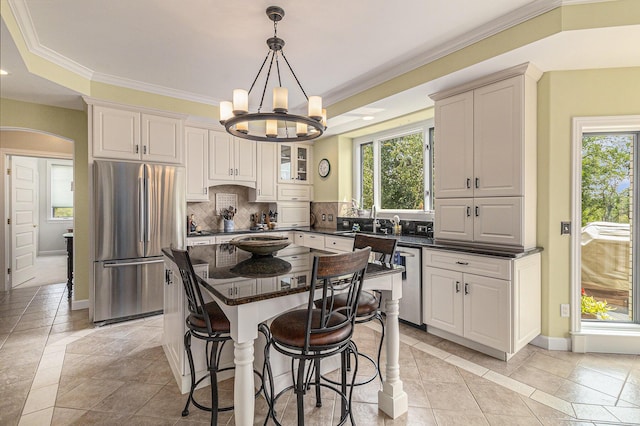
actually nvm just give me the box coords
[362,116,374,121]
[0,69,9,76]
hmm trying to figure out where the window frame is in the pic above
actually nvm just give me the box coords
[353,120,434,214]
[46,159,74,222]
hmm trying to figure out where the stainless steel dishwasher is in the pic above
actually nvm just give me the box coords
[382,246,423,327]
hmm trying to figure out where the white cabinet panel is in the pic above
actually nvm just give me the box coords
[277,184,311,201]
[276,202,310,228]
[208,130,256,186]
[92,106,140,160]
[185,126,209,202]
[474,197,522,246]
[423,266,464,336]
[324,235,353,253]
[141,113,183,164]
[304,233,325,250]
[434,198,473,242]
[463,273,511,352]
[473,77,523,197]
[251,143,278,202]
[434,91,474,199]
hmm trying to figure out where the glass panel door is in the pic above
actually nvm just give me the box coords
[296,146,308,182]
[280,145,292,181]
[581,132,637,323]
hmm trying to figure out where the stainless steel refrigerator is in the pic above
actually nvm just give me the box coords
[93,160,185,323]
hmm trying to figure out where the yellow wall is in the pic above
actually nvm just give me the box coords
[538,67,640,338]
[0,98,90,301]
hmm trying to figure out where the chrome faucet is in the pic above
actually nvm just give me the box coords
[371,205,381,233]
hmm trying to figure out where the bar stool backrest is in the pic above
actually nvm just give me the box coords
[353,234,398,263]
[306,247,371,352]
[171,248,213,335]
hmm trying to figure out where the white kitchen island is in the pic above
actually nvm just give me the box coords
[162,244,407,425]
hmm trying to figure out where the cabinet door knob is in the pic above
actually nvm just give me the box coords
[466,206,471,217]
[143,145,147,155]
[455,261,469,265]
[465,283,469,295]
[235,168,238,175]
[475,206,479,217]
[466,178,471,189]
[230,168,233,176]
[455,281,460,293]
[135,145,139,154]
[475,177,479,189]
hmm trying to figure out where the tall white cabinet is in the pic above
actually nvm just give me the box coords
[430,63,541,249]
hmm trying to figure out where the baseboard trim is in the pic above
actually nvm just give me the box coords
[572,329,640,354]
[71,299,89,311]
[530,334,571,351]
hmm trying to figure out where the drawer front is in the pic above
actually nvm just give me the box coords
[324,236,353,253]
[304,233,325,250]
[280,253,311,272]
[278,184,311,201]
[423,248,510,280]
[186,237,214,246]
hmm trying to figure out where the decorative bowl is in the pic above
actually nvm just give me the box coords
[230,256,292,278]
[229,235,291,257]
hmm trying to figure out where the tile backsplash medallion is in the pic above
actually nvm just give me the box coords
[187,185,270,231]
[310,202,351,230]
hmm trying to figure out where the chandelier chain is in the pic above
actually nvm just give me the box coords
[281,52,309,101]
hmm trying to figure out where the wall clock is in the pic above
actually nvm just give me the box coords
[318,158,331,177]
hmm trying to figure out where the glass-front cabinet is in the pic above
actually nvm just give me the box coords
[279,143,312,184]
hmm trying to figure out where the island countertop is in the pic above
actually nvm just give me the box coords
[162,244,404,306]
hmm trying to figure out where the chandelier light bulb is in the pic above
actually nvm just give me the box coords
[273,87,288,113]
[296,122,307,137]
[308,96,322,120]
[233,89,249,115]
[266,120,278,137]
[236,120,248,134]
[322,109,327,127]
[219,101,233,122]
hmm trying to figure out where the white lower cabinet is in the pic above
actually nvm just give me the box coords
[422,248,541,360]
[324,235,353,253]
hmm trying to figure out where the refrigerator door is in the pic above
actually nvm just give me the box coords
[144,164,186,257]
[94,161,146,261]
[93,257,165,323]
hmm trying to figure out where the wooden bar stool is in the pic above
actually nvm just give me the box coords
[316,234,398,386]
[171,248,264,426]
[262,248,371,426]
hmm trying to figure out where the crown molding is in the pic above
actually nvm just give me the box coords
[91,72,219,106]
[8,0,94,79]
[323,0,562,106]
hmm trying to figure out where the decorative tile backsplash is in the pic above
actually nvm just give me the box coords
[310,202,350,230]
[187,185,270,231]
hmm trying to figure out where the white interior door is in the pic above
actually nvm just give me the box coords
[11,156,39,287]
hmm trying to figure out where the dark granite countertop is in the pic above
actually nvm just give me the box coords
[186,227,542,259]
[162,245,403,306]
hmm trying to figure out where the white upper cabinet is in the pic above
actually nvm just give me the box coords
[249,142,278,202]
[473,77,524,197]
[430,63,541,249]
[278,143,312,184]
[141,113,183,164]
[184,126,209,202]
[434,91,474,198]
[208,130,256,186]
[92,104,183,164]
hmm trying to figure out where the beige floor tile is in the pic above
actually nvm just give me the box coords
[554,381,617,406]
[66,410,131,425]
[50,406,87,425]
[619,380,640,406]
[22,383,58,414]
[55,378,124,410]
[135,384,194,421]
[567,365,625,397]
[413,341,450,360]
[127,414,179,425]
[530,390,576,417]
[510,364,569,395]
[578,353,635,381]
[31,364,63,390]
[18,407,54,426]
[572,403,621,422]
[526,352,578,379]
[384,406,437,425]
[484,413,543,425]
[432,408,489,425]
[424,382,479,411]
[604,406,640,424]
[446,354,489,376]
[483,370,536,397]
[92,381,164,413]
[467,381,533,417]
[0,360,38,385]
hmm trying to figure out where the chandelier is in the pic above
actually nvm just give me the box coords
[219,6,326,143]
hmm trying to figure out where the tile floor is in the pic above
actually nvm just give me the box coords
[1,283,639,425]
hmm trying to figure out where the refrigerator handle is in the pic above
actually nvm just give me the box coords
[103,259,165,268]
[145,177,151,242]
[138,177,145,243]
